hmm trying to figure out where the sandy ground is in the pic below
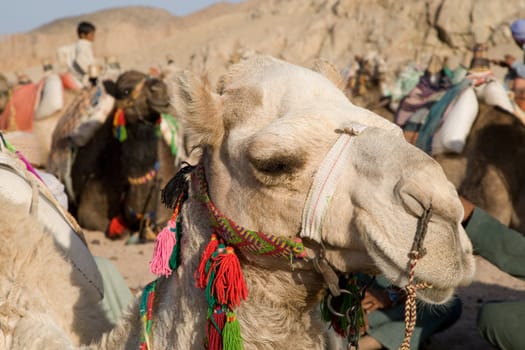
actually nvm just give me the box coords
[84,229,525,349]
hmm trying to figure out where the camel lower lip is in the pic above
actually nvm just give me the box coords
[416,283,454,304]
[364,229,455,304]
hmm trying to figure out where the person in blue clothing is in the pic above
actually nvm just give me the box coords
[355,197,525,350]
[492,19,525,79]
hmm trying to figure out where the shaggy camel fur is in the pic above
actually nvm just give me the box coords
[0,196,113,349]
[4,55,474,349]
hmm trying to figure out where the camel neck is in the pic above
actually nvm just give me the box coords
[120,122,159,177]
[93,194,328,349]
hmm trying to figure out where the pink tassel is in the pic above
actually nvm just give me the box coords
[149,219,177,276]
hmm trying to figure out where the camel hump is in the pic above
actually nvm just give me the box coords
[0,139,104,302]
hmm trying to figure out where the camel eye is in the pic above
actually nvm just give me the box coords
[249,155,305,176]
[116,88,132,100]
[252,158,291,175]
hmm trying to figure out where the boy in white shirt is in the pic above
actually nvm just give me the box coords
[71,21,96,86]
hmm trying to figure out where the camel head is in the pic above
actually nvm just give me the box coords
[171,55,474,304]
[105,70,171,125]
[95,71,173,240]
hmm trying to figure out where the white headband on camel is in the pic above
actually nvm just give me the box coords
[300,122,367,244]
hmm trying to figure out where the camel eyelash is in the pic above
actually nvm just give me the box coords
[249,153,306,176]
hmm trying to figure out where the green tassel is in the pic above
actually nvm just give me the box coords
[168,218,182,270]
[161,113,180,156]
[205,264,217,308]
[320,276,365,337]
[320,294,332,322]
[170,131,178,157]
[223,311,243,350]
[116,125,127,142]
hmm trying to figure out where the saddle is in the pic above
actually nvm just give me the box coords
[0,134,104,302]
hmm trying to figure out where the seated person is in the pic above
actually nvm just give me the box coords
[358,274,462,350]
[492,19,525,82]
[461,198,525,350]
[395,55,451,144]
[359,198,525,350]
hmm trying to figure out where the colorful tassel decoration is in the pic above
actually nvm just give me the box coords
[168,218,182,271]
[207,308,226,350]
[107,215,128,239]
[205,246,222,308]
[149,218,177,276]
[149,195,184,276]
[195,233,220,288]
[320,275,366,339]
[113,108,127,142]
[223,312,242,350]
[196,238,247,350]
[209,246,248,309]
[139,280,157,350]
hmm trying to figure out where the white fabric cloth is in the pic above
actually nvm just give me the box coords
[35,169,68,210]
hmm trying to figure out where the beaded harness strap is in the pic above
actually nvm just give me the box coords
[128,162,160,186]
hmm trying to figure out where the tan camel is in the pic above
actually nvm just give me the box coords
[436,103,525,231]
[2,55,474,349]
[0,197,113,349]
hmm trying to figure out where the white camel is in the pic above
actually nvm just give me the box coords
[1,55,475,349]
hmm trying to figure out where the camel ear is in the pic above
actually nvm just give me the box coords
[103,80,117,98]
[312,59,345,91]
[170,71,224,147]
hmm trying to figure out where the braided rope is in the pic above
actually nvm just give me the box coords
[399,205,433,350]
[399,251,431,350]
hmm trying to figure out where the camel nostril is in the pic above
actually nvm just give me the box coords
[396,179,430,217]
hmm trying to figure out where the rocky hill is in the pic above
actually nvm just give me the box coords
[1,0,525,82]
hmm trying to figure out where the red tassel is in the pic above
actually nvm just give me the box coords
[211,246,248,309]
[207,308,225,350]
[195,233,220,289]
[113,108,127,142]
[114,108,126,126]
[107,216,127,239]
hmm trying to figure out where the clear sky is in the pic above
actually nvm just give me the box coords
[0,0,243,34]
